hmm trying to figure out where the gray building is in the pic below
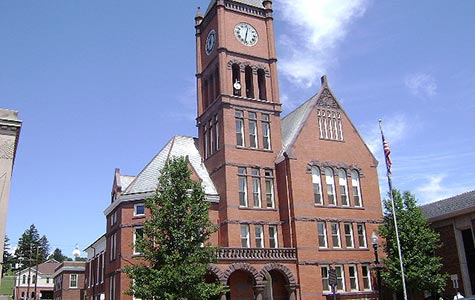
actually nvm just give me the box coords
[0,109,22,283]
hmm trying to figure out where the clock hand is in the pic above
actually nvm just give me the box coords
[245,28,249,41]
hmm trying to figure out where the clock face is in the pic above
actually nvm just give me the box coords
[234,22,258,46]
[205,29,216,55]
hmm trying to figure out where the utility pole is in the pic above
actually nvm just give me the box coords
[34,246,39,300]
[26,245,32,300]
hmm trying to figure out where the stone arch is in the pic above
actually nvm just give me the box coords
[258,263,297,286]
[207,264,226,283]
[222,262,260,283]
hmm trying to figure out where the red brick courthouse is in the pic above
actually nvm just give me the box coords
[84,1,384,299]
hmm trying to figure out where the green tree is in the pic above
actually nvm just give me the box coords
[14,224,50,268]
[48,248,69,262]
[2,235,14,275]
[378,190,447,298]
[124,157,225,300]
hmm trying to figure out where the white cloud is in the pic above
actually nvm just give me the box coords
[275,0,370,87]
[415,175,470,204]
[361,114,409,155]
[404,72,437,98]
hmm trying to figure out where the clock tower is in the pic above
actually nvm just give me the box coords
[195,0,283,247]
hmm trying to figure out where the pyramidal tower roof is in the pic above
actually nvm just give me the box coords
[122,135,219,201]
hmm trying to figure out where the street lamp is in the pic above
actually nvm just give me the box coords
[371,232,383,300]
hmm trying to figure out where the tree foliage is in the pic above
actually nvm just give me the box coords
[2,235,14,275]
[14,224,50,268]
[378,190,447,298]
[124,156,225,300]
[48,248,70,262]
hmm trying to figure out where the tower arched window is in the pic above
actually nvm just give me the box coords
[325,168,336,205]
[208,74,214,104]
[257,69,267,100]
[232,64,241,96]
[312,167,323,205]
[214,67,220,98]
[338,169,349,206]
[245,66,254,98]
[351,170,362,207]
[203,79,209,108]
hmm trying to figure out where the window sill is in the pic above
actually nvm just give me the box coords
[318,247,370,251]
[132,215,145,219]
[235,145,273,153]
[239,206,278,211]
[314,204,365,210]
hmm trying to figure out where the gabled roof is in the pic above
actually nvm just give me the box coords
[420,190,475,222]
[18,259,60,276]
[279,76,342,159]
[278,75,378,165]
[122,135,218,198]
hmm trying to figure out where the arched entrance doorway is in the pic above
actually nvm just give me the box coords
[227,270,255,300]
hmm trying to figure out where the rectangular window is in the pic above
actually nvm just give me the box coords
[110,274,116,300]
[362,264,371,290]
[335,265,345,291]
[215,115,220,151]
[32,275,36,284]
[339,169,349,206]
[70,274,78,288]
[238,168,248,207]
[325,168,336,205]
[331,222,341,248]
[204,124,209,158]
[249,112,258,148]
[318,109,344,141]
[264,170,275,208]
[349,265,359,291]
[344,223,354,248]
[317,222,327,248]
[251,168,261,208]
[110,233,117,261]
[255,225,264,248]
[321,266,330,292]
[134,204,145,216]
[240,224,250,248]
[351,170,362,207]
[269,225,278,248]
[110,210,117,227]
[209,119,214,155]
[134,227,144,254]
[357,223,367,248]
[262,114,271,150]
[235,110,245,147]
[101,253,104,283]
[312,167,323,205]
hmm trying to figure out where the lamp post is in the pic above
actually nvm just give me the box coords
[371,232,383,300]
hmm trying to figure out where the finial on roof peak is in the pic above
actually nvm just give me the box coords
[196,6,203,17]
[321,75,328,86]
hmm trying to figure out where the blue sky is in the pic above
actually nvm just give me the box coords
[1,0,474,257]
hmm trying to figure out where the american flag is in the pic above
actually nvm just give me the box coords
[383,138,392,174]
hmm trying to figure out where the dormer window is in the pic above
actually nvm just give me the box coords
[317,109,343,141]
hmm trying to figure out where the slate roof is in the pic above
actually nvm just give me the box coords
[119,175,135,192]
[17,259,60,276]
[279,76,341,159]
[36,259,60,274]
[420,190,475,221]
[122,135,219,199]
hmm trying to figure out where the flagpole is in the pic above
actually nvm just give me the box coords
[379,119,408,300]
